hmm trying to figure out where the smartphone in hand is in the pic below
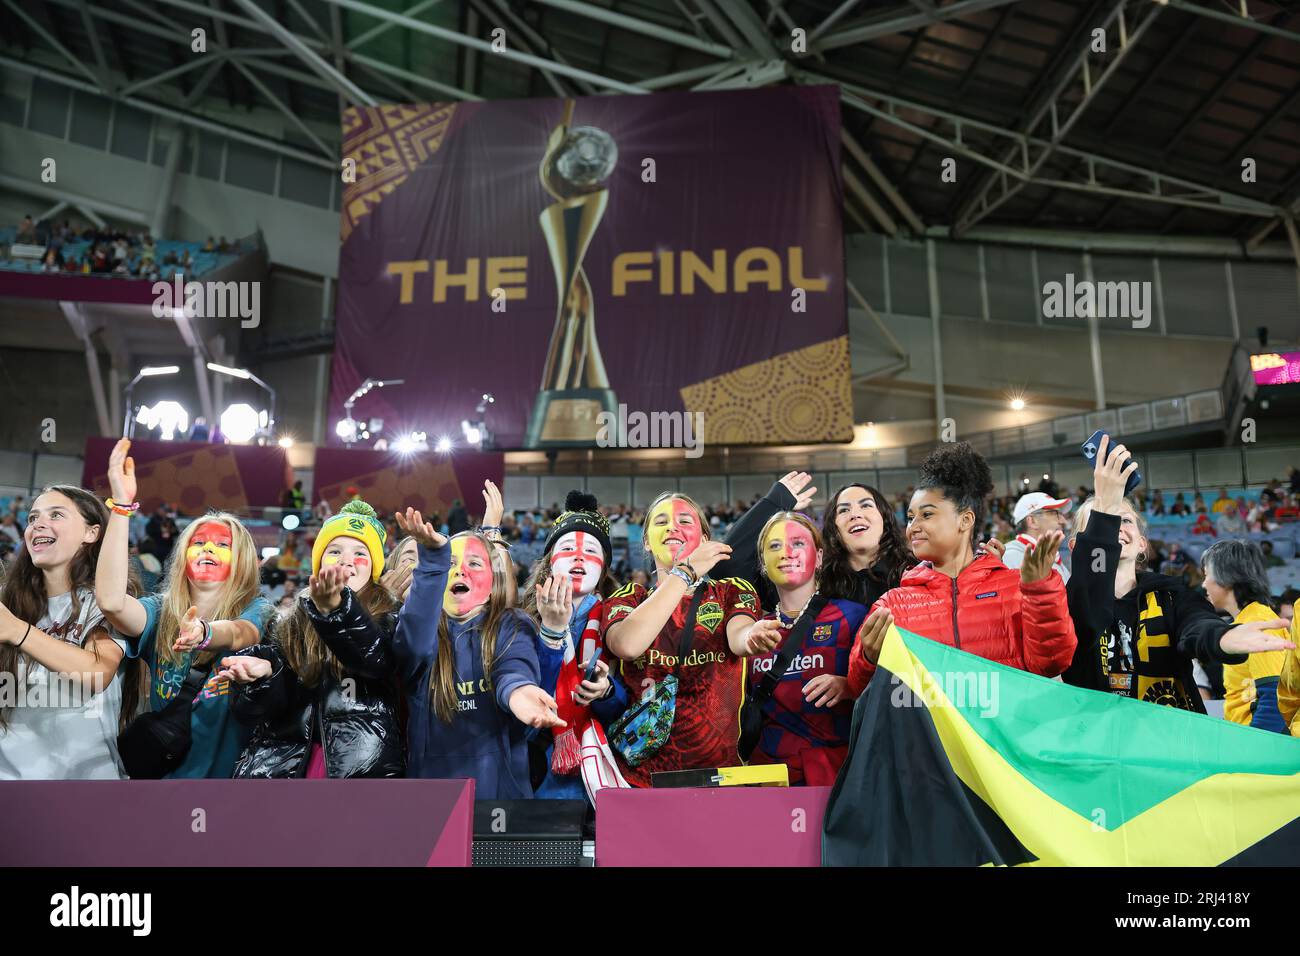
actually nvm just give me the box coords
[1082,430,1142,496]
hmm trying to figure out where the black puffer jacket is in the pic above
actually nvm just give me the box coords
[229,588,404,778]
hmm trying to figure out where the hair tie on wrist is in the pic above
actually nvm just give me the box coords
[16,622,31,649]
[197,619,213,651]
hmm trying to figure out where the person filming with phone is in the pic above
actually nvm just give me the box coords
[1063,435,1294,710]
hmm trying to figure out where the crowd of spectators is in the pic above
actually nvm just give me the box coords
[2,214,247,279]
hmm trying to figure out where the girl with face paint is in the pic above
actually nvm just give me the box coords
[601,492,763,786]
[734,513,868,786]
[845,442,1077,699]
[96,439,273,778]
[218,500,407,777]
[521,491,630,800]
[388,509,562,799]
[0,485,145,779]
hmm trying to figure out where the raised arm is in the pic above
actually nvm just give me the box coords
[391,508,450,675]
[94,438,148,637]
[711,474,805,584]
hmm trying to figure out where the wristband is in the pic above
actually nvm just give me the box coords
[106,498,140,516]
[479,525,501,533]
[197,619,213,651]
[538,622,568,640]
[667,567,694,588]
[15,622,31,649]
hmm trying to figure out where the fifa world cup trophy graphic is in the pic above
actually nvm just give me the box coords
[524,100,619,447]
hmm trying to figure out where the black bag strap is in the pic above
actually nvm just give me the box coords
[163,659,211,711]
[674,585,708,666]
[749,595,829,706]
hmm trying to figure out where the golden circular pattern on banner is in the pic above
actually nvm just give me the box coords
[679,335,852,444]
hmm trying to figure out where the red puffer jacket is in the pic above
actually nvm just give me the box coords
[846,552,1076,696]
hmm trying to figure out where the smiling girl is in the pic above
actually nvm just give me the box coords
[739,512,867,785]
[96,439,272,778]
[602,491,764,785]
[219,500,405,776]
[846,442,1076,696]
[391,509,562,799]
[0,486,140,779]
[820,483,917,607]
[1064,436,1291,711]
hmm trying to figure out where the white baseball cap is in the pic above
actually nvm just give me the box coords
[1013,492,1072,526]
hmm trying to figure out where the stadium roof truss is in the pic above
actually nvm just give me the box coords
[2,0,1299,254]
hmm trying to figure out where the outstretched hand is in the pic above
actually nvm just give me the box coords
[481,479,504,528]
[395,507,447,549]
[1020,531,1064,584]
[1220,618,1295,656]
[108,438,137,504]
[778,471,818,511]
[509,684,566,729]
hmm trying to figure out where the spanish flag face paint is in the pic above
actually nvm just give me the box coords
[762,519,816,588]
[185,520,233,583]
[647,497,702,567]
[445,536,493,617]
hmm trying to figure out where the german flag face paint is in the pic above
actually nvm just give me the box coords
[647,497,703,567]
[445,536,493,617]
[185,520,233,583]
[762,519,817,588]
[549,530,605,596]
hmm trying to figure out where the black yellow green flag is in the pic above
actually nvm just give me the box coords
[823,625,1300,866]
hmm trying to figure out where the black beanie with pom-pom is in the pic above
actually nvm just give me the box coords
[543,490,612,563]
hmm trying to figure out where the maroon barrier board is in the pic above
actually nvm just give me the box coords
[0,779,474,867]
[594,786,830,867]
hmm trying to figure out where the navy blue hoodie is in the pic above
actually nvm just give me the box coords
[392,540,542,799]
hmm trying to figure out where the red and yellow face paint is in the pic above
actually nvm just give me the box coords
[185,520,233,583]
[647,497,703,567]
[445,536,493,617]
[762,519,817,588]
[321,535,372,591]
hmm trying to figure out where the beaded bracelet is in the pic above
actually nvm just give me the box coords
[106,498,140,517]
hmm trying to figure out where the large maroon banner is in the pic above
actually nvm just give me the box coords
[333,86,850,451]
[82,438,292,512]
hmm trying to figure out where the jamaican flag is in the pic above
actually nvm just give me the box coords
[823,625,1300,866]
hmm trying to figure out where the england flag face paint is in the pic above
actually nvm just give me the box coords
[549,530,605,596]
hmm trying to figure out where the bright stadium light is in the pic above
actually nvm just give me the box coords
[206,362,252,380]
[140,365,181,377]
[1009,398,1026,411]
[277,435,294,448]
[124,365,181,437]
[220,403,261,443]
[393,431,429,455]
[136,401,189,441]
[282,513,301,531]
[435,436,452,454]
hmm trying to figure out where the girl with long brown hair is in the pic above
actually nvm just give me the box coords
[819,483,917,607]
[219,500,405,777]
[390,508,562,799]
[0,485,140,778]
[96,439,273,778]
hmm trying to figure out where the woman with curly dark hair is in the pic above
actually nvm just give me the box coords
[846,442,1076,696]
[819,483,916,608]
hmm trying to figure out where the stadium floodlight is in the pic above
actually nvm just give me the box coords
[393,431,429,455]
[435,436,452,454]
[123,365,181,437]
[1009,397,1026,411]
[282,513,301,531]
[208,363,277,439]
[220,403,262,444]
[277,435,294,448]
[136,401,190,441]
[339,378,404,446]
